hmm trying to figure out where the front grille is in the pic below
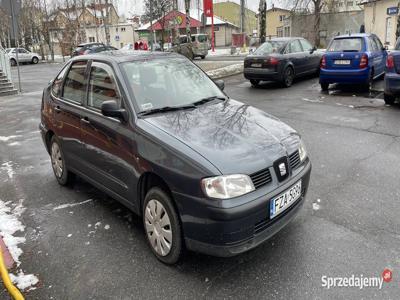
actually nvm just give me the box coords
[250,168,272,189]
[289,150,301,170]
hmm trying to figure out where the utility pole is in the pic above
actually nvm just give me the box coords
[149,0,154,50]
[185,0,191,40]
[9,0,21,92]
[259,0,266,43]
[240,0,245,33]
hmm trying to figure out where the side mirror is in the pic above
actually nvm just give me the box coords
[383,46,388,51]
[215,79,225,91]
[101,100,127,121]
[310,46,317,54]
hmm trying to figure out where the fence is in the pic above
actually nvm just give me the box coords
[0,46,12,82]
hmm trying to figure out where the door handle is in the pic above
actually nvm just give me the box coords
[81,117,91,124]
[54,106,61,113]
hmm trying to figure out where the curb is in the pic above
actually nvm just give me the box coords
[206,63,243,79]
[0,236,14,269]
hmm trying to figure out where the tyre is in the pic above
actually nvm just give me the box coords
[143,187,183,264]
[250,79,260,87]
[10,58,16,66]
[50,135,75,186]
[200,55,206,59]
[282,67,294,87]
[365,70,374,91]
[320,83,329,91]
[32,57,39,64]
[384,93,396,105]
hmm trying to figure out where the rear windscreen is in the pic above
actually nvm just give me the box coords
[197,35,208,42]
[328,38,363,52]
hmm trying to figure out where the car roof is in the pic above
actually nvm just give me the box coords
[267,37,303,42]
[69,50,182,64]
[78,42,104,47]
[334,33,371,39]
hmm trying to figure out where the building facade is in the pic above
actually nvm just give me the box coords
[361,0,399,48]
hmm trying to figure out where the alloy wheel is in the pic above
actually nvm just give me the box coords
[285,68,294,87]
[145,199,173,256]
[51,142,63,178]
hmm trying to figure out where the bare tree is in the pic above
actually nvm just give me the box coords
[143,0,173,45]
[258,0,266,43]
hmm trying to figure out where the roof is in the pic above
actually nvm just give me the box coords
[70,50,181,64]
[334,33,372,38]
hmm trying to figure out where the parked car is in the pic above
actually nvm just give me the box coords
[319,33,387,91]
[40,52,311,264]
[71,42,105,57]
[384,37,400,104]
[83,45,118,54]
[244,37,322,87]
[172,34,209,59]
[6,48,40,66]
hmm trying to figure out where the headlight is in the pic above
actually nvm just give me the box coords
[201,174,255,199]
[299,140,307,162]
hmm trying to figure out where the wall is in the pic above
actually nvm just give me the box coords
[213,2,257,35]
[363,0,398,48]
[290,10,364,47]
[206,25,239,47]
[266,8,291,37]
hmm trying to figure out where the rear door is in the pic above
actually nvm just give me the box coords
[52,61,88,172]
[79,61,137,203]
[371,36,386,76]
[285,39,307,75]
[325,37,364,70]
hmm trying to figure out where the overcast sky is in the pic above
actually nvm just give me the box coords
[116,0,286,18]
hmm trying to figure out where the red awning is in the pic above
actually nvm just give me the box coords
[148,10,202,31]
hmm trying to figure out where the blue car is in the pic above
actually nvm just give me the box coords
[319,33,387,91]
[384,38,400,104]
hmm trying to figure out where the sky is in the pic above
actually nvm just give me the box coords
[116,0,287,18]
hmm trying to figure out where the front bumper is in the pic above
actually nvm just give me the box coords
[384,72,400,96]
[173,159,312,257]
[320,67,370,84]
[244,67,280,81]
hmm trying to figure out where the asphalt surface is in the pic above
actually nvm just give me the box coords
[0,63,399,299]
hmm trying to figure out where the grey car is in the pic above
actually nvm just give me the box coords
[6,48,40,66]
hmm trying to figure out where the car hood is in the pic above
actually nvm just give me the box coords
[144,99,300,174]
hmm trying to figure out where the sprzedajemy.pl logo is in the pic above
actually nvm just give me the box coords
[321,269,393,290]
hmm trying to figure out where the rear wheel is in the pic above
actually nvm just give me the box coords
[282,67,294,87]
[384,94,396,105]
[143,187,183,264]
[320,83,329,91]
[250,79,260,87]
[200,55,206,59]
[10,58,16,66]
[365,70,374,91]
[50,136,75,186]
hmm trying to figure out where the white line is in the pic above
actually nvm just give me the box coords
[53,199,93,211]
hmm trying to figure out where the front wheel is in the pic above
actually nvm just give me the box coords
[10,58,16,66]
[32,57,39,64]
[200,55,206,59]
[143,187,183,264]
[384,94,396,105]
[50,136,75,186]
[320,83,329,91]
[282,67,294,87]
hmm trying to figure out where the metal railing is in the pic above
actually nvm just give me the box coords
[0,46,12,82]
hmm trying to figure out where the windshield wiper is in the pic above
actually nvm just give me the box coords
[192,96,227,106]
[138,104,196,116]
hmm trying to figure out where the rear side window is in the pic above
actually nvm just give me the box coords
[51,64,70,97]
[373,37,383,51]
[88,62,120,110]
[62,61,88,104]
[328,38,363,52]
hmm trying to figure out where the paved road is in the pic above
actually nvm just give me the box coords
[0,64,399,299]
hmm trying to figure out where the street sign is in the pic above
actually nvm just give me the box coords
[387,7,399,15]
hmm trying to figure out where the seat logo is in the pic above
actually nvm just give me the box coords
[279,163,287,176]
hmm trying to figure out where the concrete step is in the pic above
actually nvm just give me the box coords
[0,78,8,83]
[0,82,13,89]
[0,88,18,96]
[0,75,7,80]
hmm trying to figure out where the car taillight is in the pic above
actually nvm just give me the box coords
[359,54,368,69]
[386,55,395,69]
[320,55,326,69]
[265,57,279,65]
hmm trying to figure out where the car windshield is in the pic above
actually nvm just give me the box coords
[5,49,11,53]
[328,38,363,52]
[253,41,286,55]
[121,57,225,112]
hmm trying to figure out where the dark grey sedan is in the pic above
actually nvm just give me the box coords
[40,51,311,264]
[244,37,322,87]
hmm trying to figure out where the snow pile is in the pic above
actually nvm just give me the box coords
[1,161,15,179]
[0,199,39,290]
[0,135,22,142]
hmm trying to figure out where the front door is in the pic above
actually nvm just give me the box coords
[79,61,137,204]
[286,39,308,76]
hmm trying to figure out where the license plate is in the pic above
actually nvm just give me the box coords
[270,181,302,219]
[251,63,262,68]
[334,60,351,65]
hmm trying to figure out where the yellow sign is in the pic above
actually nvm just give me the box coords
[176,15,183,25]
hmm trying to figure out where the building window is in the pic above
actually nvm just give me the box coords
[121,27,126,32]
[339,2,343,7]
[347,1,354,6]
[279,15,284,22]
[89,37,95,43]
[116,28,118,32]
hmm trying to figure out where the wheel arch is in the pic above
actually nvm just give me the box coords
[45,130,55,153]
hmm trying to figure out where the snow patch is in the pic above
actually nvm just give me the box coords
[94,222,101,229]
[53,198,93,210]
[104,224,110,230]
[9,271,39,291]
[8,142,21,146]
[1,161,15,179]
[312,203,320,211]
[0,135,22,142]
